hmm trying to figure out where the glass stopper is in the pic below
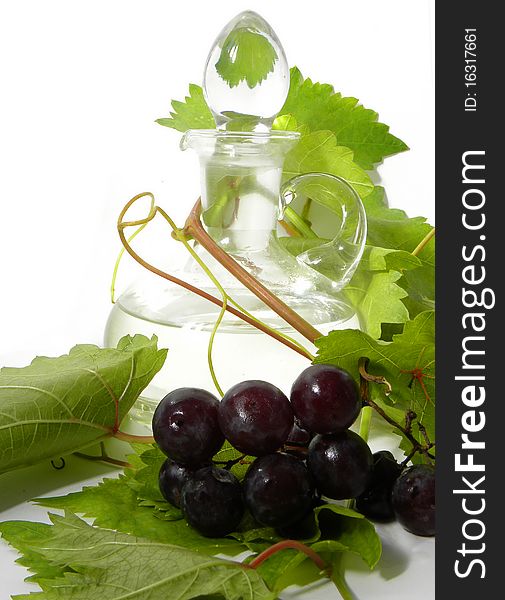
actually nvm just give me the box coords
[203,11,290,132]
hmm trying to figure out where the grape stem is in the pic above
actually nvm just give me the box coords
[301,197,313,222]
[283,205,318,239]
[330,554,355,600]
[282,443,309,460]
[212,454,249,470]
[247,539,328,573]
[357,366,373,444]
[358,357,435,462]
[358,406,373,443]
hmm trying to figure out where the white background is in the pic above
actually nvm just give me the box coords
[0,2,435,597]
[0,0,434,366]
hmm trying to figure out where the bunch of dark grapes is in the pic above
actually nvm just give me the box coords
[152,364,435,538]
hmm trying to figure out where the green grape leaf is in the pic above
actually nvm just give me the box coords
[34,445,380,565]
[202,174,243,229]
[248,504,380,593]
[0,521,67,582]
[314,505,381,569]
[0,335,167,476]
[401,240,435,318]
[344,247,422,338]
[212,439,243,463]
[211,440,255,481]
[315,311,435,448]
[380,322,406,342]
[364,187,433,253]
[17,445,381,599]
[221,112,268,131]
[278,236,331,256]
[0,513,275,600]
[279,185,433,330]
[283,131,374,199]
[34,474,243,555]
[363,187,435,317]
[216,28,278,88]
[124,444,168,504]
[281,68,409,169]
[155,84,215,132]
[155,68,407,173]
[279,230,421,339]
[272,114,307,133]
[254,547,321,593]
[352,270,408,338]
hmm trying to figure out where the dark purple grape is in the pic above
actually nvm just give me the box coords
[356,451,403,521]
[276,510,318,540]
[218,381,294,456]
[307,431,373,500]
[152,388,224,466]
[287,422,313,446]
[158,458,196,509]
[243,453,315,528]
[290,364,361,434]
[181,465,244,537]
[392,464,435,536]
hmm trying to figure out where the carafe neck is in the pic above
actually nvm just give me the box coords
[181,130,299,252]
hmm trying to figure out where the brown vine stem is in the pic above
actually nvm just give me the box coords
[212,453,247,469]
[74,442,132,469]
[282,443,309,460]
[358,362,393,396]
[278,219,301,237]
[183,199,323,344]
[247,539,328,573]
[358,357,435,461]
[113,430,155,444]
[116,193,313,360]
[412,227,435,257]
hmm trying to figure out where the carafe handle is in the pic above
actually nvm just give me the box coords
[279,173,367,291]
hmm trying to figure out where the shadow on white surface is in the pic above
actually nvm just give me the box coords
[0,456,119,513]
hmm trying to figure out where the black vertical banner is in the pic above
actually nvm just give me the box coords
[436,2,499,597]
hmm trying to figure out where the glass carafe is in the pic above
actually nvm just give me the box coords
[104,10,367,423]
[105,130,365,422]
[180,129,366,328]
